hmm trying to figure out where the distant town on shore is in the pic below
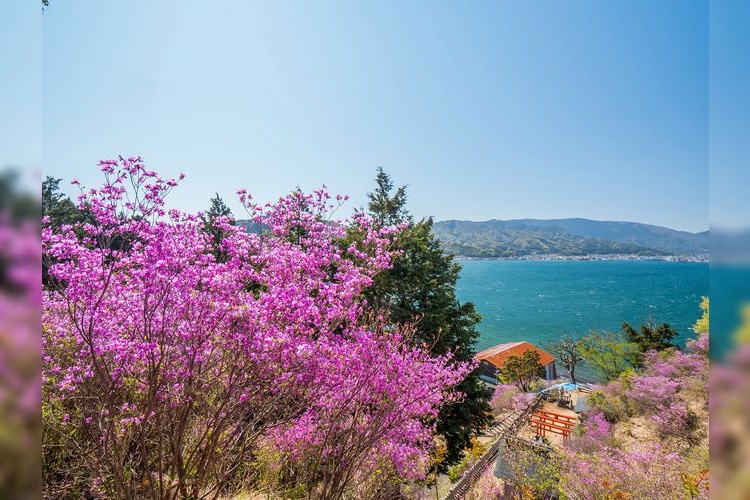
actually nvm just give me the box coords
[456,253,708,262]
[431,218,708,260]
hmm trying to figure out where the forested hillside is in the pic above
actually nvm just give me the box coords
[433,219,707,258]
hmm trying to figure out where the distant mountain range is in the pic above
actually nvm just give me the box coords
[432,218,709,258]
[235,217,709,258]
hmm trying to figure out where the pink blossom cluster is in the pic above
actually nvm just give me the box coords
[489,384,536,415]
[569,411,612,453]
[42,158,468,497]
[627,375,681,411]
[489,383,518,413]
[626,334,708,436]
[560,442,690,499]
[563,333,709,497]
[268,329,467,490]
[510,391,536,412]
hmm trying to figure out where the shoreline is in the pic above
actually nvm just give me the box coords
[453,254,708,263]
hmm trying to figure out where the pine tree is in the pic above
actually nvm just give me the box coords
[42,176,80,228]
[42,176,81,289]
[622,319,678,352]
[202,193,234,261]
[362,168,491,467]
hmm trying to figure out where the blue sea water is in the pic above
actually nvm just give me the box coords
[455,260,709,382]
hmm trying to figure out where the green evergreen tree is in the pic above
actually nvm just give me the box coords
[42,176,82,289]
[621,318,678,369]
[362,168,491,467]
[201,193,234,261]
[42,176,80,228]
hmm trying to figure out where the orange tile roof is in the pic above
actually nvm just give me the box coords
[475,341,555,369]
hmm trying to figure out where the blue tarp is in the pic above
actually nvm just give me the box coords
[540,382,578,393]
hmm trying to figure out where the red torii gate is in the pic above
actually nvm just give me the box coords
[529,409,577,443]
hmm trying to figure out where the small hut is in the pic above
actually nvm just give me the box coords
[475,341,557,385]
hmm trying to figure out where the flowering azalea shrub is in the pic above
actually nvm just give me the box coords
[465,466,504,499]
[560,442,687,499]
[568,411,613,453]
[626,335,708,439]
[261,328,467,497]
[510,391,537,412]
[586,380,632,423]
[561,331,709,498]
[42,158,468,498]
[489,383,518,414]
[488,384,535,416]
[627,375,681,411]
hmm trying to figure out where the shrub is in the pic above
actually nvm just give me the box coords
[489,384,518,414]
[587,381,632,423]
[511,391,537,412]
[447,438,486,483]
[652,401,698,439]
[570,411,613,452]
[447,462,467,483]
[560,442,688,499]
[42,158,469,498]
[627,375,681,413]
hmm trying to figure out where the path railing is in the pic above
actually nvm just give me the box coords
[441,393,544,500]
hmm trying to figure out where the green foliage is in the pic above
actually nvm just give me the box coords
[466,437,487,461]
[42,176,80,228]
[361,169,491,468]
[621,319,678,369]
[500,349,545,392]
[201,193,235,262]
[367,167,411,227]
[587,385,632,423]
[579,332,638,382]
[529,378,551,393]
[500,441,563,498]
[447,462,467,483]
[735,304,750,344]
[446,439,486,483]
[692,296,709,335]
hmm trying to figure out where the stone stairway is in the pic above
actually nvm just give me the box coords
[486,409,522,436]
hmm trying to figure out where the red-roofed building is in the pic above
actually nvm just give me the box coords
[475,341,557,384]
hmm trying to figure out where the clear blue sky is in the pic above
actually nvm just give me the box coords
[7,1,733,232]
[710,0,750,232]
[1,2,42,192]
